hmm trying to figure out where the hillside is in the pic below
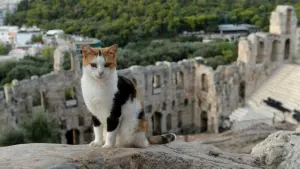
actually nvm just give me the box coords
[5,0,300,46]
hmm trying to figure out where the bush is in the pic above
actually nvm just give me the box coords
[21,112,60,143]
[0,44,9,55]
[0,127,25,146]
[42,47,55,58]
[31,34,43,43]
[0,112,60,147]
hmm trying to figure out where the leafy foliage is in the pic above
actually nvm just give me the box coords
[116,39,238,69]
[0,112,60,146]
[21,112,60,143]
[0,44,9,55]
[0,127,25,146]
[5,0,300,46]
[31,34,43,43]
[0,47,54,86]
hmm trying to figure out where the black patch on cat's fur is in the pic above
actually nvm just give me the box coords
[137,110,145,119]
[92,115,101,127]
[107,75,137,132]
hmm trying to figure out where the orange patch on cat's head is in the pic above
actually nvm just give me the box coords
[82,45,99,66]
[81,44,118,68]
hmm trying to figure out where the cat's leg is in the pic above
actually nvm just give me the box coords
[101,115,121,148]
[89,115,104,147]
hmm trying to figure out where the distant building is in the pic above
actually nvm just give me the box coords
[0,26,18,45]
[71,35,102,55]
[15,26,42,47]
[42,29,65,46]
[218,24,260,35]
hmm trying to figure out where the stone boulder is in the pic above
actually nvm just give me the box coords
[251,131,300,169]
[0,140,263,169]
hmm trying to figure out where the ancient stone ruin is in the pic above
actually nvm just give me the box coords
[0,5,299,145]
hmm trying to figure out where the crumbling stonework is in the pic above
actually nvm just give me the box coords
[0,5,299,144]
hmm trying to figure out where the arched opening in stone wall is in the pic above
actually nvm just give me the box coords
[152,75,161,94]
[53,45,76,72]
[65,129,80,145]
[60,118,66,129]
[177,111,183,129]
[64,87,77,108]
[256,41,264,63]
[84,127,93,143]
[162,102,166,110]
[284,39,290,60]
[176,71,184,89]
[152,112,162,135]
[166,114,172,131]
[239,81,246,99]
[286,8,292,34]
[201,74,208,92]
[63,52,72,71]
[271,40,280,62]
[210,117,215,132]
[172,100,175,109]
[32,90,42,114]
[198,99,201,107]
[78,115,84,126]
[200,111,208,132]
[184,98,188,106]
[146,105,152,113]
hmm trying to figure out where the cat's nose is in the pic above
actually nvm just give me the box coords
[98,72,104,77]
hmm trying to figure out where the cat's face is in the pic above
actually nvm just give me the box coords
[82,44,118,80]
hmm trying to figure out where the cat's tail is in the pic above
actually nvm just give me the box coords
[147,133,176,144]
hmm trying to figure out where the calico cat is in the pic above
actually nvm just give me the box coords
[81,44,176,148]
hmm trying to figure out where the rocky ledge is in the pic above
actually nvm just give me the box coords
[251,130,300,169]
[0,140,262,169]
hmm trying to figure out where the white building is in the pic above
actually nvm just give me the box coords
[15,26,42,46]
[43,29,65,46]
[0,26,18,44]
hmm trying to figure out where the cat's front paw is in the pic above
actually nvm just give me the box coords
[101,144,113,148]
[89,140,104,147]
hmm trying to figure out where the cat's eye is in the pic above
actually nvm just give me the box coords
[104,63,111,67]
[90,63,97,68]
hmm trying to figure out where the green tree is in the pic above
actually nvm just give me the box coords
[6,0,299,46]
[0,44,9,55]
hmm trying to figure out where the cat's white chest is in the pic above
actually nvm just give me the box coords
[81,76,117,123]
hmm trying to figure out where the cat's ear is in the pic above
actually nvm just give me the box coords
[82,45,92,58]
[109,44,118,53]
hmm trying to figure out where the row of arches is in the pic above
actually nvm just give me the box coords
[151,111,210,135]
[152,71,185,94]
[256,39,290,63]
[151,111,180,135]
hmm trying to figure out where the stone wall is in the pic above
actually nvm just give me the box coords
[0,57,206,144]
[238,5,298,98]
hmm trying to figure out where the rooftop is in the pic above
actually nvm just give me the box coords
[218,24,259,31]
